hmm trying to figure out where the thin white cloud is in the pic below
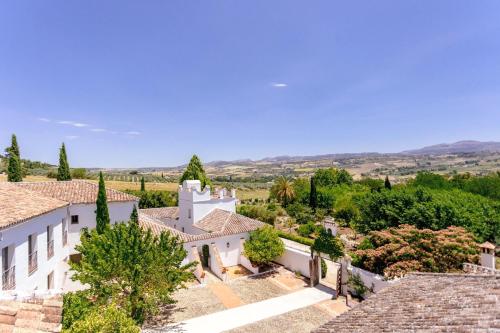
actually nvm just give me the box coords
[37,117,50,122]
[65,135,79,140]
[90,128,106,132]
[58,120,88,127]
[271,83,288,88]
[125,131,141,135]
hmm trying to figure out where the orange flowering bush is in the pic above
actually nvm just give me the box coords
[352,224,479,278]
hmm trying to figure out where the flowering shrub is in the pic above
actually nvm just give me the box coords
[352,224,479,278]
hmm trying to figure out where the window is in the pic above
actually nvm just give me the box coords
[71,215,79,224]
[62,218,68,246]
[188,209,191,219]
[2,246,15,290]
[28,234,37,275]
[182,227,185,232]
[47,271,54,290]
[47,226,54,259]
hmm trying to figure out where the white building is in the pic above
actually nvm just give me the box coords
[0,180,137,295]
[139,180,265,282]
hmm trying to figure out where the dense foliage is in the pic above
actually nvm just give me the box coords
[57,143,72,181]
[64,303,140,333]
[311,228,344,260]
[125,189,177,208]
[6,134,22,182]
[237,204,281,225]
[354,186,500,242]
[244,226,285,266]
[95,172,110,234]
[270,176,295,206]
[179,154,211,188]
[70,220,195,324]
[352,224,479,278]
[276,230,314,246]
[62,291,94,329]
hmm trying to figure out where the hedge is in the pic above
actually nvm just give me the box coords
[277,230,314,246]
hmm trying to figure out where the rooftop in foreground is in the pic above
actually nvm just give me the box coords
[313,273,500,333]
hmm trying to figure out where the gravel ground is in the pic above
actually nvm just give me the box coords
[223,305,332,333]
[227,276,289,304]
[144,286,226,328]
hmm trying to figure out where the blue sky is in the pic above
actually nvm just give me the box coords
[1,1,500,167]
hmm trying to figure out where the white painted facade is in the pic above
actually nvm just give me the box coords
[1,199,136,295]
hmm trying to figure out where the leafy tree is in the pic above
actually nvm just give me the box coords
[270,176,295,206]
[70,221,195,324]
[243,226,285,267]
[410,171,450,190]
[291,177,310,204]
[237,204,278,225]
[125,190,177,209]
[314,168,353,187]
[65,303,140,333]
[179,154,211,188]
[62,290,94,329]
[352,224,479,278]
[140,177,146,191]
[57,143,72,181]
[297,222,317,238]
[6,134,22,182]
[356,177,384,192]
[311,228,344,260]
[384,175,391,190]
[309,176,317,211]
[95,172,110,234]
[71,168,87,179]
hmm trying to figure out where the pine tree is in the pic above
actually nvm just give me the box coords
[179,154,211,188]
[130,205,139,224]
[384,175,392,190]
[57,143,72,181]
[140,177,146,191]
[95,172,110,234]
[6,134,22,182]
[309,176,317,211]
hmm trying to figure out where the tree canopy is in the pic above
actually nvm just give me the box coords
[352,224,479,278]
[179,155,211,188]
[243,226,285,266]
[270,176,295,206]
[314,168,353,187]
[70,220,195,324]
[311,228,344,260]
[6,134,22,182]
[57,143,72,181]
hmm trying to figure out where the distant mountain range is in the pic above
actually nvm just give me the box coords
[401,140,500,155]
[202,140,500,167]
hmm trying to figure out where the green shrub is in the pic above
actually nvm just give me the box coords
[62,291,94,329]
[276,230,314,246]
[237,205,278,225]
[244,226,285,266]
[348,273,368,299]
[321,258,327,279]
[297,222,316,238]
[65,303,139,333]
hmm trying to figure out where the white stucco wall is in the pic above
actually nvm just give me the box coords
[349,266,397,293]
[275,246,312,278]
[67,201,136,253]
[0,207,69,292]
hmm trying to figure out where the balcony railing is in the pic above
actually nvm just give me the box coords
[28,251,38,275]
[63,230,68,246]
[47,240,54,259]
[2,266,15,290]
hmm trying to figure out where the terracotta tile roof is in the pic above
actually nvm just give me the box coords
[194,209,265,234]
[139,208,265,243]
[0,183,68,230]
[313,273,500,333]
[139,207,179,220]
[16,180,138,204]
[0,297,62,332]
[138,212,191,242]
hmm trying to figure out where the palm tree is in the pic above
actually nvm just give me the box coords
[272,176,295,206]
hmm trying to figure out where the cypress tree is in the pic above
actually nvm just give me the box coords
[57,143,72,181]
[179,154,211,188]
[309,176,317,211]
[140,177,146,191]
[130,205,139,224]
[6,134,22,182]
[95,172,110,234]
[384,175,392,190]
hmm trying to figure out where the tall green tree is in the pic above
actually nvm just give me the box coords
[140,177,145,191]
[95,172,110,234]
[70,221,195,323]
[130,205,139,224]
[6,134,22,182]
[309,176,317,210]
[243,226,285,267]
[57,143,72,181]
[384,175,392,190]
[179,155,211,188]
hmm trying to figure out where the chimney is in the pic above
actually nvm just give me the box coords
[479,242,496,270]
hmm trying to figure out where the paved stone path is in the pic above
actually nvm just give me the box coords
[208,283,244,308]
[150,285,335,333]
